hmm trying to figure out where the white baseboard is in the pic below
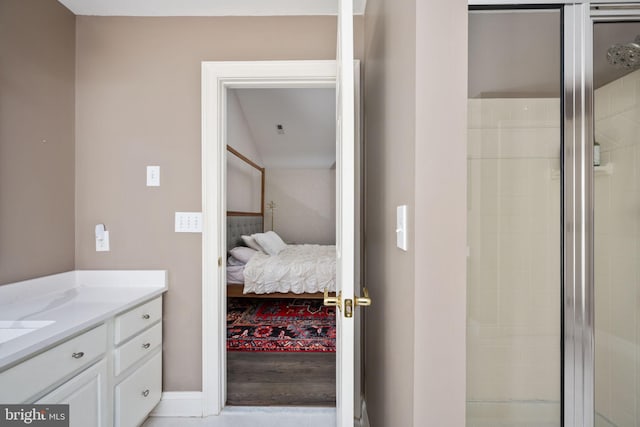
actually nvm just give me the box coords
[150,392,203,417]
[150,392,369,425]
[360,398,370,427]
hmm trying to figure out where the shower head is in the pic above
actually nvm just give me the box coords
[607,35,640,69]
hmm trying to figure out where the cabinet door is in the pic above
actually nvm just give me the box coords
[37,360,108,427]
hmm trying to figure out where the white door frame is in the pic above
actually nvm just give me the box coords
[201,60,361,416]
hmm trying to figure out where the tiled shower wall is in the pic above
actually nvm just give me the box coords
[594,69,640,427]
[467,74,640,426]
[467,98,561,408]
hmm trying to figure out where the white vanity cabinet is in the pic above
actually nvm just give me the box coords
[37,359,108,427]
[0,324,107,403]
[113,296,163,427]
[0,279,165,427]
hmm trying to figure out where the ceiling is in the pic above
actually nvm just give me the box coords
[469,11,640,98]
[232,88,336,169]
[57,0,366,16]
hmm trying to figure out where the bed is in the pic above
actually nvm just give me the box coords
[225,145,336,299]
[226,216,336,299]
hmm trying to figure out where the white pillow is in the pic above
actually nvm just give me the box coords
[266,231,287,248]
[229,247,257,264]
[252,231,287,256]
[241,235,264,252]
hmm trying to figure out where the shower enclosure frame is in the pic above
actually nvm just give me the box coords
[467,1,640,427]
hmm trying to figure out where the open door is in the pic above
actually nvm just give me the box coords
[325,1,370,426]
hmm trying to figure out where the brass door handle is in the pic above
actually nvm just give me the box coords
[355,288,372,307]
[324,289,342,312]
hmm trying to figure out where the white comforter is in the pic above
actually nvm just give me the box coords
[243,244,336,294]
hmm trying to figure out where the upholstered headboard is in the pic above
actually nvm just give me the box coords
[227,215,264,252]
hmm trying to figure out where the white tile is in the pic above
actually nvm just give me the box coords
[595,86,613,121]
[468,99,483,129]
[610,77,636,115]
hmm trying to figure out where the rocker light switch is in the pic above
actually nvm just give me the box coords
[396,205,408,251]
[175,212,202,233]
[147,166,160,187]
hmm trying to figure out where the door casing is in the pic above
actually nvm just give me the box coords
[200,60,362,418]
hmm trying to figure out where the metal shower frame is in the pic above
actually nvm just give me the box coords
[467,2,640,426]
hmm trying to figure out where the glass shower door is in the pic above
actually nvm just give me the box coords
[593,20,640,427]
[467,8,562,427]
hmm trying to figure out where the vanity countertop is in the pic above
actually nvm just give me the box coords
[0,270,168,370]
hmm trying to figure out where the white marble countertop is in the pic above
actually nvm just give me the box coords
[0,270,168,370]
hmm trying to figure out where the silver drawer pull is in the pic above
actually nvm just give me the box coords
[142,389,150,397]
[142,342,151,349]
[142,314,151,320]
[72,352,84,359]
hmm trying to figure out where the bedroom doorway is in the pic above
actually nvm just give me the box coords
[201,59,364,424]
[225,87,338,407]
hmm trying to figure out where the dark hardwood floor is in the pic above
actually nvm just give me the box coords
[226,352,336,406]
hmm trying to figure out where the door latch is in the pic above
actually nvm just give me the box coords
[355,288,372,307]
[324,289,342,312]
[324,288,372,318]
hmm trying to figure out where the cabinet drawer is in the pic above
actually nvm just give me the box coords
[115,322,162,376]
[114,297,162,345]
[115,351,161,427]
[0,324,107,403]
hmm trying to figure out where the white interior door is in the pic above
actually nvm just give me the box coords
[335,0,356,425]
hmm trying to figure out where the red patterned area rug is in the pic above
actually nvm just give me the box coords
[227,298,336,353]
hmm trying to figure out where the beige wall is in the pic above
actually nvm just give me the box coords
[363,0,416,425]
[75,15,363,391]
[363,0,467,425]
[0,0,76,285]
[227,91,263,214]
[264,168,336,245]
[227,90,263,166]
[414,2,467,425]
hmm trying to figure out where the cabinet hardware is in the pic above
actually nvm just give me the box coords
[142,389,150,397]
[72,352,84,359]
[142,343,151,349]
[142,314,150,320]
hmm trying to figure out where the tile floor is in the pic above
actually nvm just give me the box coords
[142,406,336,427]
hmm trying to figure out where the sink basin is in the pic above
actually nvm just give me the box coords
[0,320,55,344]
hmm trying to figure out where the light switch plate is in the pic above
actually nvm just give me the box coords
[147,166,160,187]
[396,205,408,251]
[175,212,202,233]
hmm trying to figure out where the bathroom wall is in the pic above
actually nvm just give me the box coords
[74,15,364,391]
[0,0,76,285]
[364,0,468,425]
[263,168,336,245]
[466,98,561,414]
[593,68,640,427]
